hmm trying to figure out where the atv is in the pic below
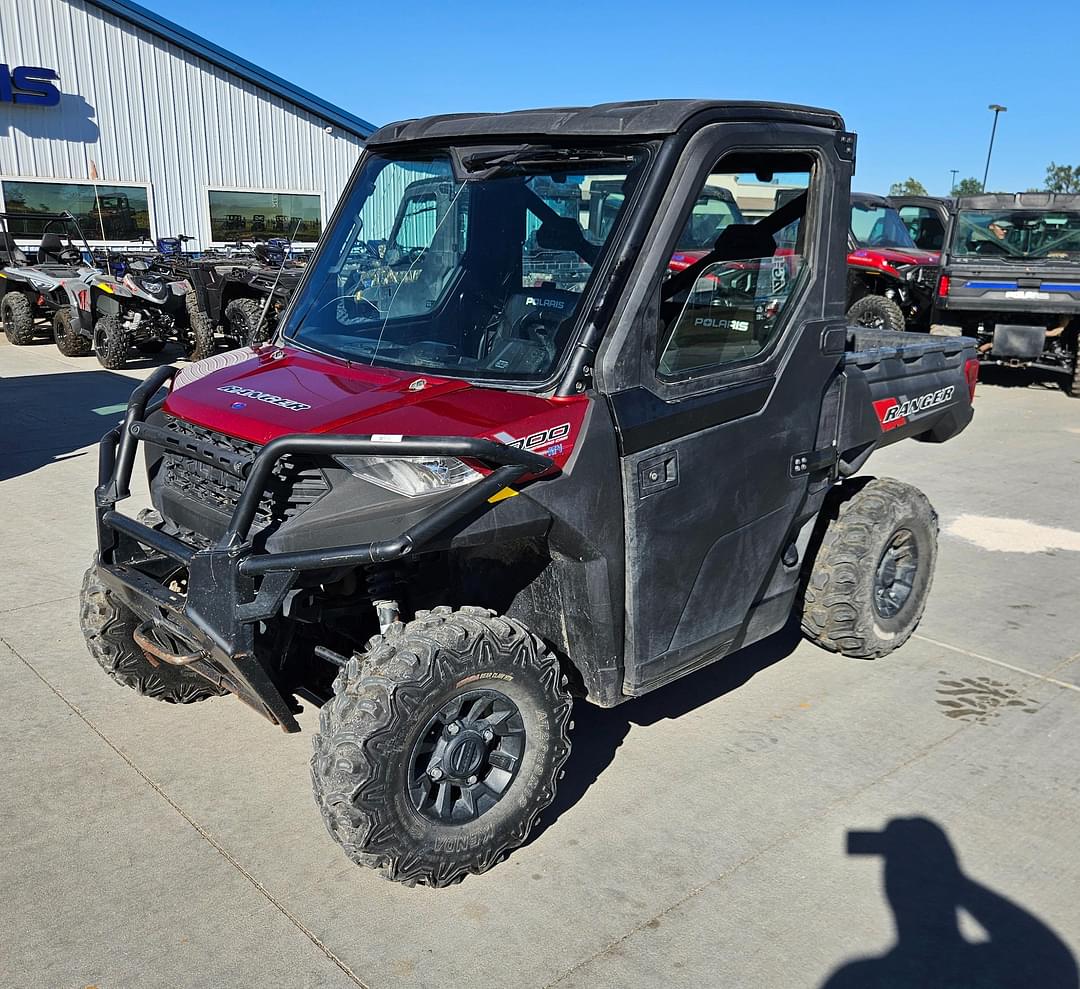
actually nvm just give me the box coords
[934,192,1080,396]
[82,99,978,889]
[176,238,304,350]
[76,236,215,369]
[0,211,100,355]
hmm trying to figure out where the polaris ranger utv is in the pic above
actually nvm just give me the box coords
[935,193,1080,396]
[82,100,978,888]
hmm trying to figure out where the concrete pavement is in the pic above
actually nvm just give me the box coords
[2,337,1078,988]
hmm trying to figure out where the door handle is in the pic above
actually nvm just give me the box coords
[638,451,678,497]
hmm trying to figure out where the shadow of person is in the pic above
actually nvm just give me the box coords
[823,817,1078,989]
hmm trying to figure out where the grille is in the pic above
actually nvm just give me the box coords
[160,416,328,533]
[908,264,939,287]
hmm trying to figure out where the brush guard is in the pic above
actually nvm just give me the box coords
[93,365,552,731]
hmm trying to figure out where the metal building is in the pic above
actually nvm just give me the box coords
[0,0,374,249]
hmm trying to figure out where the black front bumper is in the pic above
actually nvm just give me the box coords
[94,365,551,732]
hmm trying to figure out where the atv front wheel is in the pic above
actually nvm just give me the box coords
[847,294,906,333]
[225,297,270,347]
[800,477,938,659]
[79,559,227,703]
[311,606,572,887]
[93,315,130,369]
[53,306,92,357]
[2,291,36,345]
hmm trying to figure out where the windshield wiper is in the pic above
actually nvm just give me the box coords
[457,145,637,178]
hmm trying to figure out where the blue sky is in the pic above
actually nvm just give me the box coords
[149,0,1080,196]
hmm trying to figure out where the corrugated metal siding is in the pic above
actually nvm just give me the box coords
[0,0,366,246]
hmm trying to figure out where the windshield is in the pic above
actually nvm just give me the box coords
[284,146,650,381]
[850,202,917,249]
[950,209,1080,261]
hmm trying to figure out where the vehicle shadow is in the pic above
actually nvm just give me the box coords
[977,364,1068,394]
[0,365,172,482]
[529,620,801,844]
[821,817,1078,988]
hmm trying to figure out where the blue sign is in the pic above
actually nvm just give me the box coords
[0,65,61,107]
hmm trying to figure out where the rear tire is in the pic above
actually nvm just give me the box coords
[53,306,92,356]
[1067,350,1080,398]
[800,478,938,659]
[847,294,906,332]
[79,558,226,703]
[311,606,572,887]
[2,291,36,345]
[225,296,270,347]
[93,315,129,369]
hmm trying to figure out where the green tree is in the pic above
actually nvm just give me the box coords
[951,177,983,196]
[1042,162,1080,193]
[888,177,928,196]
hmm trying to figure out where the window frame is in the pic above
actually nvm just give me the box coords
[650,145,822,387]
[0,173,155,247]
[203,184,325,247]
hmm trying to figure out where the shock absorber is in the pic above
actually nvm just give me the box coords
[366,565,403,633]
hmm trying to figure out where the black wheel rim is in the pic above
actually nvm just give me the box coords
[874,528,918,619]
[407,688,525,825]
[94,325,107,351]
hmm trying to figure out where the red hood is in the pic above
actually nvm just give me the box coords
[164,346,587,467]
[850,245,940,267]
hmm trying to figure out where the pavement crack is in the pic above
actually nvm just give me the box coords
[0,633,370,989]
[914,633,1080,695]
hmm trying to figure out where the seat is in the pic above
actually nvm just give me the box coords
[38,232,66,264]
[0,231,28,265]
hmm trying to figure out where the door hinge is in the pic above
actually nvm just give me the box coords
[790,446,837,477]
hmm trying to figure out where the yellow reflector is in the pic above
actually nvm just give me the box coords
[96,282,114,293]
[487,487,519,504]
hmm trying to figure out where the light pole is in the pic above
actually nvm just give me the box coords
[949,169,958,194]
[982,104,1007,192]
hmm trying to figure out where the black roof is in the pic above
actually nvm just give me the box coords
[851,192,891,208]
[957,192,1080,210]
[887,195,953,209]
[367,100,844,146]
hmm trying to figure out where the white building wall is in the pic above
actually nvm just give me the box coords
[0,0,365,247]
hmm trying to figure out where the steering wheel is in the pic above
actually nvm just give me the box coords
[59,245,82,264]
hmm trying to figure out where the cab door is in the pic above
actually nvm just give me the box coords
[599,127,850,694]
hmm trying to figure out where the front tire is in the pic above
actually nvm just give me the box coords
[847,294,906,332]
[1067,349,1080,398]
[93,315,130,369]
[183,290,216,362]
[2,291,36,345]
[311,606,572,887]
[53,306,92,356]
[79,559,226,703]
[800,478,938,659]
[225,297,270,347]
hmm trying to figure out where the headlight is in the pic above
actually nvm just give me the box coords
[334,455,482,498]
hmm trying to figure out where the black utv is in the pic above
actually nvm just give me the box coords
[935,192,1080,396]
[177,239,304,349]
[82,99,978,888]
[889,195,952,252]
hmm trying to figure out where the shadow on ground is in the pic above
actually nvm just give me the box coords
[822,817,1078,988]
[530,621,801,844]
[977,364,1071,395]
[0,364,173,482]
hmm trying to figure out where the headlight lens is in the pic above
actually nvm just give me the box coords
[334,455,482,498]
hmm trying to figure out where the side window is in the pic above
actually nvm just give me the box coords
[898,205,944,251]
[657,153,813,379]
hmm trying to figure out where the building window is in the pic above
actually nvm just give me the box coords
[1,179,151,240]
[207,190,322,243]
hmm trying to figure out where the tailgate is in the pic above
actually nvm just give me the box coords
[836,329,977,473]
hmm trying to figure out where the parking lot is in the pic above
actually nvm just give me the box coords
[2,336,1079,988]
